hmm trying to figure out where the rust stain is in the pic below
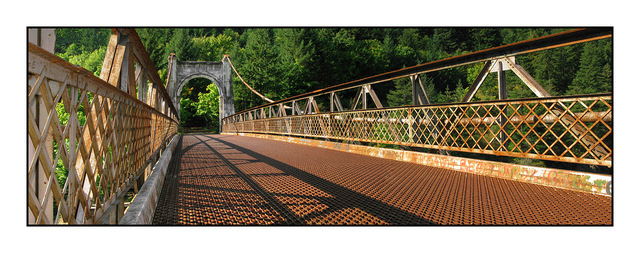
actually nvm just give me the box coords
[226,133,611,196]
[155,134,611,225]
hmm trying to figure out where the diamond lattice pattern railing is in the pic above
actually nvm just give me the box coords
[223,94,611,167]
[28,45,177,224]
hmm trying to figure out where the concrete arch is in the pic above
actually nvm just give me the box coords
[176,73,222,92]
[166,58,235,130]
[175,73,223,108]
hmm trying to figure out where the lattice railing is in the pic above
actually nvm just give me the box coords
[222,94,612,167]
[28,44,178,224]
[222,28,612,167]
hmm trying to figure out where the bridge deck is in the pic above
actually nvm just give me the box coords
[152,134,611,225]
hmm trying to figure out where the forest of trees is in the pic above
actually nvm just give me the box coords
[52,27,612,177]
[55,27,612,130]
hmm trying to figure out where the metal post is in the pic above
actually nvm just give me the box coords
[411,75,428,106]
[362,85,367,110]
[365,84,383,108]
[497,61,507,151]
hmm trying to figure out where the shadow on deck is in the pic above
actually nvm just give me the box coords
[152,134,611,225]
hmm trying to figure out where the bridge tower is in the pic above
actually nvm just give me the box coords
[166,55,235,129]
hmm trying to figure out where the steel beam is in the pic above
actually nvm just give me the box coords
[232,28,611,115]
[411,75,430,105]
[503,57,551,97]
[497,62,508,150]
[462,61,493,102]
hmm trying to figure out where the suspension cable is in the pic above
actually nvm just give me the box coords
[222,55,275,103]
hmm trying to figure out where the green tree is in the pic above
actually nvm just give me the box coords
[433,28,471,54]
[567,39,613,95]
[234,29,279,108]
[179,96,197,127]
[55,28,111,54]
[138,28,200,82]
[166,29,197,62]
[137,28,173,73]
[57,44,107,76]
[387,76,438,107]
[470,28,502,51]
[273,28,318,98]
[54,28,106,190]
[192,33,237,61]
[179,79,212,128]
[195,83,220,131]
[435,81,468,104]
[387,78,413,107]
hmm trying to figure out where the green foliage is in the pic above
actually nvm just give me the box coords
[56,27,613,137]
[387,78,413,107]
[137,28,173,71]
[166,29,197,62]
[52,140,68,190]
[52,27,613,173]
[137,28,203,82]
[53,97,87,190]
[470,28,503,51]
[56,27,613,108]
[272,28,318,98]
[567,38,613,95]
[55,28,111,54]
[387,76,438,107]
[195,83,220,130]
[192,33,237,61]
[55,28,111,77]
[180,97,197,127]
[437,81,468,104]
[57,45,107,76]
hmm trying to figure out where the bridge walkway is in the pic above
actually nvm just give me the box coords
[152,134,611,225]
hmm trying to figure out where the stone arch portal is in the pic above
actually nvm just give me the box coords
[166,58,235,130]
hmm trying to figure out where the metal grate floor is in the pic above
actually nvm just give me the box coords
[152,134,611,225]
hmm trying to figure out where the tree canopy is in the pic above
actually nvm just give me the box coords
[55,27,613,130]
[52,27,613,173]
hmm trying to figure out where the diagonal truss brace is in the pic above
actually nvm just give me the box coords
[460,56,608,160]
[351,84,383,110]
[410,74,449,155]
[462,56,551,102]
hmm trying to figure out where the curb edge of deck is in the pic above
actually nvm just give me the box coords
[120,135,180,225]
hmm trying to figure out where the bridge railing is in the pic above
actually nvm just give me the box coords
[28,41,178,224]
[223,93,612,167]
[221,28,612,167]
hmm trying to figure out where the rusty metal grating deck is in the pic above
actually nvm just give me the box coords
[152,134,611,225]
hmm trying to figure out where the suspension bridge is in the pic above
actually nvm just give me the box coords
[27,27,612,225]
